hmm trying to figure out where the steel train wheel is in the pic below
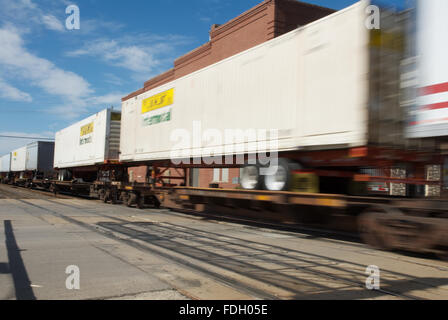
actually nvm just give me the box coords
[240,164,261,190]
[262,158,302,192]
[358,211,389,250]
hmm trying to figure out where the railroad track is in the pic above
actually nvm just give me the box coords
[0,184,56,199]
[2,183,360,241]
[10,194,443,299]
[4,184,445,261]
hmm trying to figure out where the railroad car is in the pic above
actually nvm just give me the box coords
[9,141,55,188]
[3,0,448,258]
[0,154,11,184]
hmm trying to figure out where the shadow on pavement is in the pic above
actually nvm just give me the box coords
[4,220,36,300]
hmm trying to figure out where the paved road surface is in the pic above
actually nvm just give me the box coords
[0,184,447,300]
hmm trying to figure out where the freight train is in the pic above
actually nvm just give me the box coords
[0,141,54,188]
[1,0,448,258]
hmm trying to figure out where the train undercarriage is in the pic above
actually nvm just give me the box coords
[3,146,445,260]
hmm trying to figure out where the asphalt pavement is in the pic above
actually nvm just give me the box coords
[0,184,447,300]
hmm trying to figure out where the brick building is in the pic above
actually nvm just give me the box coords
[125,0,334,188]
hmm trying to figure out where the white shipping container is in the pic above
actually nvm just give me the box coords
[4,142,54,175]
[10,146,27,172]
[54,108,121,169]
[25,141,55,173]
[120,1,370,163]
[407,0,448,138]
[0,154,11,173]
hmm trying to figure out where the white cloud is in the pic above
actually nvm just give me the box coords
[68,39,159,74]
[112,46,156,72]
[44,105,88,120]
[86,93,125,106]
[0,131,54,156]
[0,1,187,123]
[0,78,32,102]
[41,14,65,32]
[0,27,106,120]
[19,0,36,9]
[45,92,124,120]
[0,0,65,33]
[0,27,92,101]
[200,17,212,23]
[104,73,124,86]
[67,34,191,76]
[77,19,126,35]
[0,0,126,35]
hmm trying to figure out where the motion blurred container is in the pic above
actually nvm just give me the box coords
[0,154,11,173]
[10,142,54,176]
[406,0,448,138]
[120,0,411,163]
[10,146,27,172]
[54,108,121,169]
[26,141,55,176]
[119,0,441,197]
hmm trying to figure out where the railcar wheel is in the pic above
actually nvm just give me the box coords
[137,195,145,210]
[49,184,58,196]
[110,191,118,204]
[152,196,161,209]
[358,211,389,250]
[262,158,302,192]
[120,192,129,205]
[240,164,262,190]
[127,193,137,207]
[98,189,106,202]
[437,249,448,262]
[103,190,111,203]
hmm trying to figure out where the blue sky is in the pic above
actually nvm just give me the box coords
[0,0,406,155]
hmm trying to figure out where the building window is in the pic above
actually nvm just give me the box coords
[213,168,220,182]
[221,168,229,183]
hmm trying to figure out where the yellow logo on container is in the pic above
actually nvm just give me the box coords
[142,88,174,114]
[370,30,404,52]
[80,122,94,137]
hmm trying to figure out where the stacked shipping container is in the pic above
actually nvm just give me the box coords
[54,108,121,170]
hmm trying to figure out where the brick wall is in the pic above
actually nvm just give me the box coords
[128,166,186,185]
[128,166,147,183]
[128,166,241,189]
[194,168,241,189]
[174,43,213,79]
[122,0,333,101]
